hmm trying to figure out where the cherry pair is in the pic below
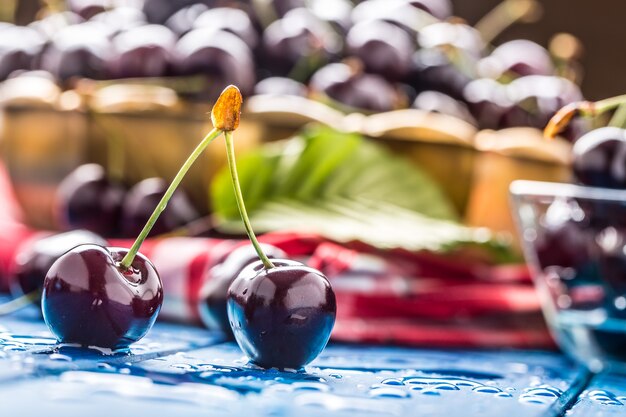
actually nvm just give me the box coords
[41,86,336,369]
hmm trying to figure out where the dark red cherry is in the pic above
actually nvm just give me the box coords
[109,25,177,79]
[11,230,107,302]
[572,127,626,189]
[463,78,512,129]
[409,48,474,100]
[504,75,583,130]
[261,8,341,78]
[418,22,485,58]
[479,40,554,79]
[165,3,209,37]
[67,0,109,20]
[227,259,336,369]
[42,244,163,349]
[310,62,405,112]
[413,90,477,126]
[120,177,199,238]
[142,0,214,24]
[198,243,286,335]
[346,20,415,81]
[39,22,112,82]
[408,0,453,20]
[55,164,126,237]
[90,7,147,37]
[0,26,45,81]
[193,7,259,49]
[254,77,308,97]
[174,28,256,99]
[535,198,592,271]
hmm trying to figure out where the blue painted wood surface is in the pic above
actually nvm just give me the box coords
[0,299,622,417]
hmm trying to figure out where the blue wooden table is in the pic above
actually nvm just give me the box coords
[0,298,623,417]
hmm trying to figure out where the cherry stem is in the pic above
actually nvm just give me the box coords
[223,130,275,269]
[119,127,222,269]
[0,291,40,315]
[475,0,540,45]
[609,103,626,128]
[545,94,626,139]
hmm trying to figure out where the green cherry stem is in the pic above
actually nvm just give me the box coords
[223,130,275,269]
[119,127,222,269]
[609,103,626,128]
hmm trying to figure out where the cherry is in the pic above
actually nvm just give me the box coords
[174,28,256,99]
[254,77,308,97]
[261,8,341,79]
[346,19,415,81]
[40,86,237,349]
[418,22,485,58]
[12,230,107,302]
[535,198,592,271]
[413,90,477,126]
[409,48,474,100]
[504,75,583,130]
[120,177,199,238]
[478,40,554,79]
[408,0,453,20]
[165,3,209,37]
[109,25,177,79]
[142,0,214,24]
[55,164,126,238]
[198,243,286,335]
[39,22,112,82]
[310,62,405,112]
[213,87,336,368]
[193,7,260,49]
[228,259,336,369]
[572,127,626,189]
[90,7,147,36]
[0,26,45,81]
[67,0,109,20]
[463,78,511,129]
[42,245,163,349]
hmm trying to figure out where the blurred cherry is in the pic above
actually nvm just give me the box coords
[572,127,626,189]
[193,7,260,49]
[174,28,256,99]
[198,243,286,335]
[254,77,308,96]
[0,26,45,81]
[55,164,125,237]
[346,20,414,81]
[120,177,199,238]
[39,22,112,82]
[413,90,477,125]
[310,61,405,112]
[463,78,511,129]
[479,40,554,79]
[261,8,341,79]
[109,24,177,78]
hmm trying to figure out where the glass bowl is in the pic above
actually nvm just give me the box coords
[510,180,626,373]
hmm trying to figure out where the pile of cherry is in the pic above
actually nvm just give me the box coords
[0,0,584,136]
[534,98,626,314]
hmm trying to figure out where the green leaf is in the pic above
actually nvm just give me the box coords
[210,125,516,263]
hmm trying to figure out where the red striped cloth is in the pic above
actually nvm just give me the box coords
[0,162,552,349]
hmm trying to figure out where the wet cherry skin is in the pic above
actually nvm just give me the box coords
[227,259,336,369]
[198,243,286,336]
[12,230,107,301]
[42,244,163,349]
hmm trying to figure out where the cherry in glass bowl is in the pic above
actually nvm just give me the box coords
[511,180,626,372]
